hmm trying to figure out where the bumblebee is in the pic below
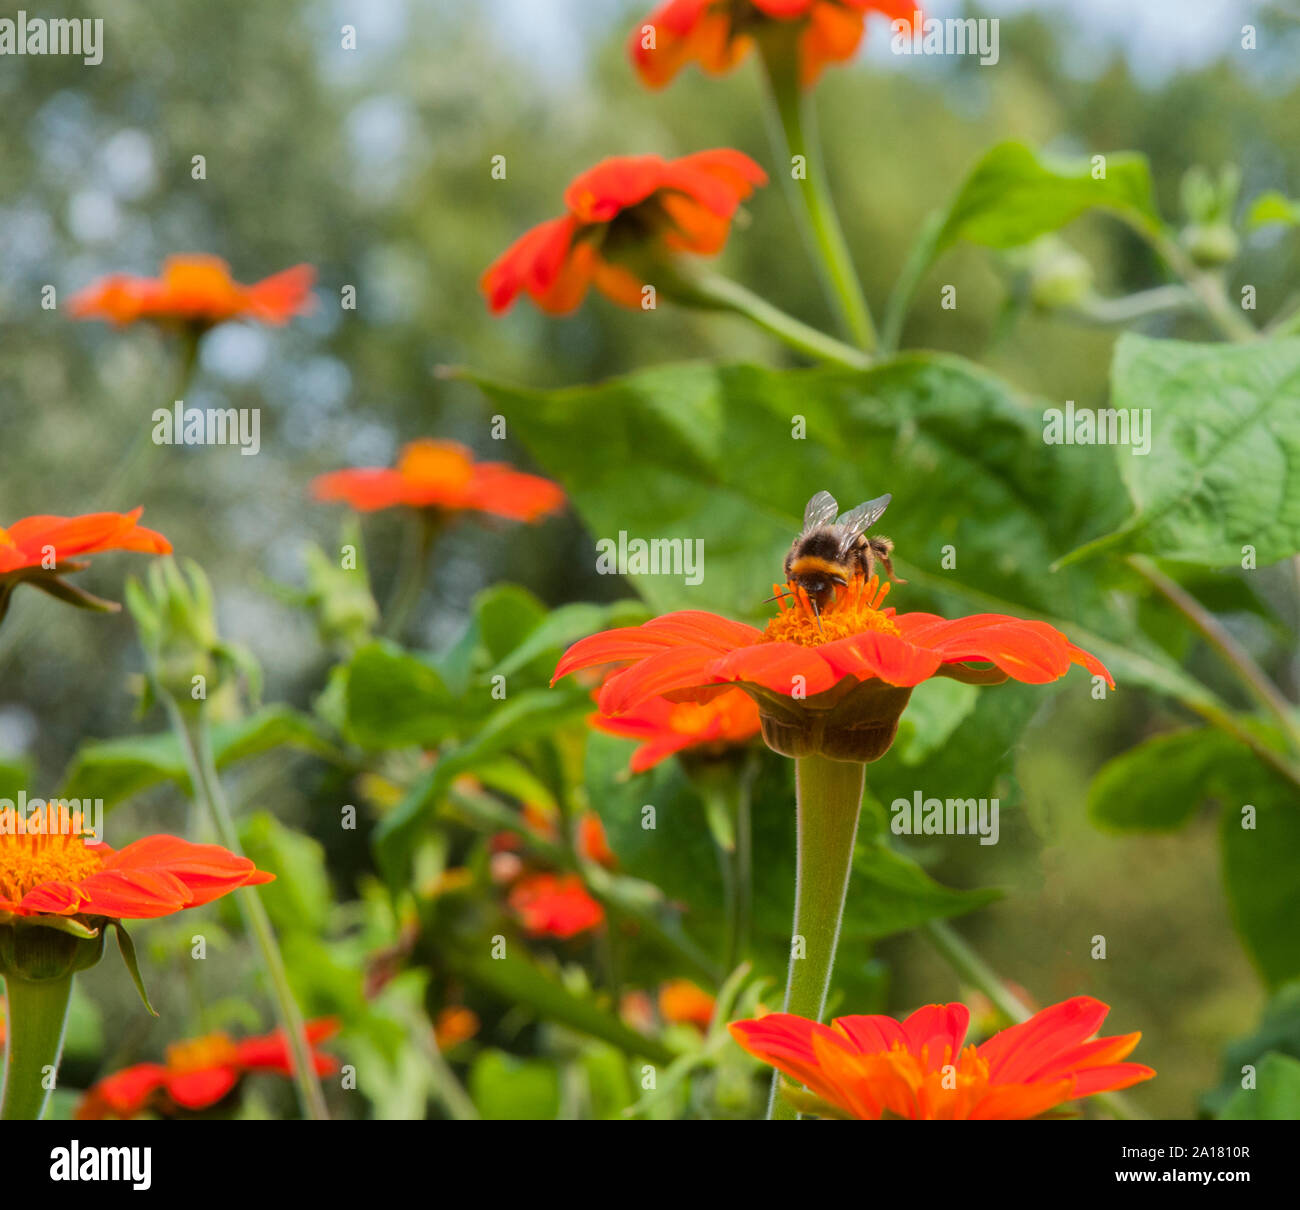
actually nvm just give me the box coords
[783,490,902,616]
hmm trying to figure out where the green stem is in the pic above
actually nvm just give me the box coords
[880,210,944,354]
[921,919,1144,1120]
[166,699,330,1120]
[758,41,876,352]
[0,973,74,1120]
[1125,220,1257,343]
[769,754,865,1120]
[1128,555,1300,754]
[97,325,201,510]
[678,273,871,369]
[383,510,441,641]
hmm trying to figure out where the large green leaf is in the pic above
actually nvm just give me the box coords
[934,142,1162,254]
[1088,727,1256,833]
[848,843,1001,940]
[475,354,1126,631]
[343,640,468,749]
[1221,769,1300,988]
[58,706,333,811]
[1064,334,1300,569]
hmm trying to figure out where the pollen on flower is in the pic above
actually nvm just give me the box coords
[164,1033,240,1074]
[762,575,900,647]
[0,814,101,905]
[866,1042,994,1118]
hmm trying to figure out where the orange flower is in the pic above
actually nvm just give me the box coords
[631,0,918,89]
[0,818,272,923]
[433,1006,481,1051]
[556,573,1111,763]
[590,686,761,772]
[507,872,604,939]
[659,979,716,1029]
[481,150,766,315]
[312,438,564,522]
[730,997,1154,1119]
[69,254,314,329]
[76,1019,339,1119]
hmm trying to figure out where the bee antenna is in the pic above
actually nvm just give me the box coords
[811,597,824,636]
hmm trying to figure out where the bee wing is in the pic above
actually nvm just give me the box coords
[835,494,892,543]
[801,490,840,532]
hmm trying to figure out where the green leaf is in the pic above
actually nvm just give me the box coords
[0,756,33,804]
[373,688,591,881]
[238,812,333,934]
[1201,980,1300,1116]
[476,354,1126,629]
[58,706,333,812]
[1222,770,1300,988]
[112,923,158,1017]
[469,1049,561,1120]
[1247,191,1300,230]
[449,945,673,1067]
[1088,727,1253,833]
[1216,1051,1300,1120]
[342,641,467,749]
[846,843,1001,940]
[1062,334,1300,569]
[492,599,651,681]
[934,142,1162,255]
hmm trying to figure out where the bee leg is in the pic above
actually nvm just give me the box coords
[811,596,825,636]
[871,538,907,584]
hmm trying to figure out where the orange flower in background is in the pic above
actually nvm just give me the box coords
[730,997,1154,1119]
[508,872,604,939]
[590,686,761,771]
[631,0,918,89]
[312,439,564,522]
[556,573,1111,762]
[76,1019,339,1119]
[659,979,716,1029]
[481,149,767,315]
[69,254,314,328]
[433,1006,481,1052]
[0,818,272,922]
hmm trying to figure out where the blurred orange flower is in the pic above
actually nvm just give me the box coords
[508,872,604,939]
[590,686,761,771]
[0,509,170,578]
[630,0,918,89]
[659,979,716,1029]
[69,254,314,329]
[76,1019,339,1119]
[312,438,564,522]
[433,1006,481,1051]
[0,818,272,922]
[730,997,1154,1119]
[481,150,766,315]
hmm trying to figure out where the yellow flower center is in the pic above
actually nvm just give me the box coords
[165,1033,240,1074]
[762,575,899,647]
[0,809,102,905]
